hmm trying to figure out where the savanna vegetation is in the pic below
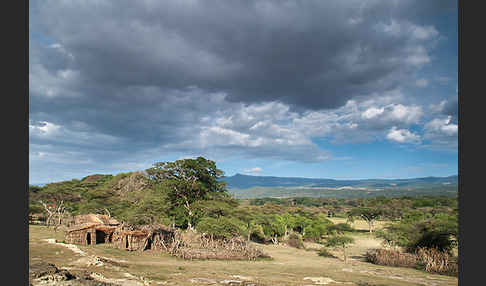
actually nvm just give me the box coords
[29,156,458,278]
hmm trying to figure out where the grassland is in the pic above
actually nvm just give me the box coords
[29,222,458,286]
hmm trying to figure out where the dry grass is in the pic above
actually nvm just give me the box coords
[29,225,459,286]
[365,248,458,277]
[417,248,458,277]
[365,249,418,268]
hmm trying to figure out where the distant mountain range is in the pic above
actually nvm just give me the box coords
[223,174,458,199]
[30,173,458,199]
[223,173,458,189]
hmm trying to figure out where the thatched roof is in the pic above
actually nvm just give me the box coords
[94,225,118,232]
[67,222,99,232]
[66,222,118,233]
[73,214,119,225]
[115,224,175,238]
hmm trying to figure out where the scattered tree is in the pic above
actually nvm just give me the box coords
[348,207,383,233]
[324,235,355,263]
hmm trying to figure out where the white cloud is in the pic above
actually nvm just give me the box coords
[243,167,262,175]
[387,104,423,124]
[362,107,384,119]
[386,127,421,143]
[424,116,458,137]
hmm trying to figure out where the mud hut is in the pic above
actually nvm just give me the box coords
[64,214,120,245]
[112,224,176,251]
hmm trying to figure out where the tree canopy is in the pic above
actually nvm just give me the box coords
[146,157,228,229]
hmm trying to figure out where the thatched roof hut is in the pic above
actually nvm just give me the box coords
[112,224,176,251]
[64,214,120,245]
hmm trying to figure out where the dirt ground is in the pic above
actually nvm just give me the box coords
[29,223,458,286]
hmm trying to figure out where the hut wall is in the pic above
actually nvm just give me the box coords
[112,231,151,251]
[65,228,97,245]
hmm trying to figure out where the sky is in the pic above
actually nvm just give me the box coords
[29,0,458,184]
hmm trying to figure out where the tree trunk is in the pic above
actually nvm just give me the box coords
[368,220,374,233]
[271,235,278,245]
[46,214,54,228]
[343,246,347,263]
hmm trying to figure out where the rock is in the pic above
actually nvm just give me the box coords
[29,262,116,286]
[189,278,219,284]
[219,280,242,285]
[303,277,339,285]
[230,275,253,281]
[29,262,62,279]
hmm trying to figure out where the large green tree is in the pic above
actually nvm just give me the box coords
[146,157,227,230]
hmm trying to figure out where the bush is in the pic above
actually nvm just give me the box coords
[250,224,266,243]
[317,247,336,258]
[196,217,246,240]
[365,248,417,268]
[328,223,354,234]
[377,212,458,254]
[408,231,454,253]
[286,233,305,249]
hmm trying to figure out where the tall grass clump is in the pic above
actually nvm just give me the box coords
[365,248,417,268]
[365,247,458,277]
[416,247,458,276]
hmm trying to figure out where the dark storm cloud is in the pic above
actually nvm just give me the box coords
[29,0,457,183]
[31,0,453,111]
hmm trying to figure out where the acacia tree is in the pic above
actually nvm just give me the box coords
[146,157,227,230]
[348,207,383,233]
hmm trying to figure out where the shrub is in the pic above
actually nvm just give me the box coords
[365,248,417,268]
[249,224,266,243]
[196,217,246,240]
[408,231,454,253]
[286,233,305,249]
[317,247,336,258]
[377,211,458,254]
[328,223,354,234]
